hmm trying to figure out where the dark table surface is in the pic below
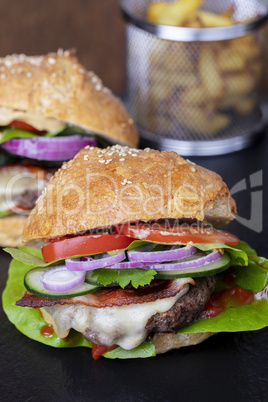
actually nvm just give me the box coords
[1,133,268,402]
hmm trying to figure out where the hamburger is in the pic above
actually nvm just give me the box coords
[0,50,138,246]
[3,145,268,360]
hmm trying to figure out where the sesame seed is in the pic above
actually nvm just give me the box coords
[91,75,98,83]
[48,57,56,64]
[99,159,105,163]
[0,74,5,79]
[119,158,125,162]
[26,72,32,78]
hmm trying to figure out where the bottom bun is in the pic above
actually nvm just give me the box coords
[0,215,27,247]
[153,332,215,354]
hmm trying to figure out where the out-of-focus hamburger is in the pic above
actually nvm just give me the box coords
[3,146,268,360]
[0,50,138,246]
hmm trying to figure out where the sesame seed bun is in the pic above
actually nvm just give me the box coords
[153,332,215,354]
[23,145,236,242]
[0,215,27,247]
[0,49,138,147]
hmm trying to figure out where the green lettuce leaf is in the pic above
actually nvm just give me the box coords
[0,125,97,143]
[0,211,12,218]
[0,126,67,143]
[104,342,155,359]
[4,247,48,267]
[178,249,268,334]
[0,129,37,143]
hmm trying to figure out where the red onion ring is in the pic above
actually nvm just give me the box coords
[127,244,197,263]
[65,252,126,271]
[109,261,150,269]
[150,250,222,271]
[1,135,97,161]
[40,265,86,292]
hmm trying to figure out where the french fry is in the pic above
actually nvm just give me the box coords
[148,0,202,27]
[147,3,168,24]
[235,35,261,59]
[225,73,255,96]
[199,46,224,98]
[184,16,203,28]
[178,105,230,135]
[148,83,175,103]
[150,69,199,89]
[180,86,207,105]
[217,48,246,72]
[150,42,195,72]
[222,6,235,18]
[197,10,233,27]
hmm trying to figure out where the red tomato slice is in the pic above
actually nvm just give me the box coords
[42,233,135,263]
[8,120,46,134]
[114,222,240,245]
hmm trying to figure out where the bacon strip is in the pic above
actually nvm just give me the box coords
[16,278,195,309]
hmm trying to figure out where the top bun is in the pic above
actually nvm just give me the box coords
[23,145,236,242]
[0,49,138,147]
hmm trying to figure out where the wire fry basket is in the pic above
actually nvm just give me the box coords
[121,0,268,155]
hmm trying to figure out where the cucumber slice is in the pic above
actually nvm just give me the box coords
[156,253,231,279]
[24,267,99,299]
[85,271,119,287]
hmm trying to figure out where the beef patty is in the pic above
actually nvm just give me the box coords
[146,275,216,334]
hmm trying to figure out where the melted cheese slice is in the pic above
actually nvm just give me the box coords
[41,284,189,350]
[0,107,64,132]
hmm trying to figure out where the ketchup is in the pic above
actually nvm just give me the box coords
[40,324,54,337]
[91,344,118,360]
[201,286,254,319]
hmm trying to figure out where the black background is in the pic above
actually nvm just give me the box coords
[1,133,268,402]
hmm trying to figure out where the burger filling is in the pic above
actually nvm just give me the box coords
[13,220,244,358]
[0,107,109,219]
